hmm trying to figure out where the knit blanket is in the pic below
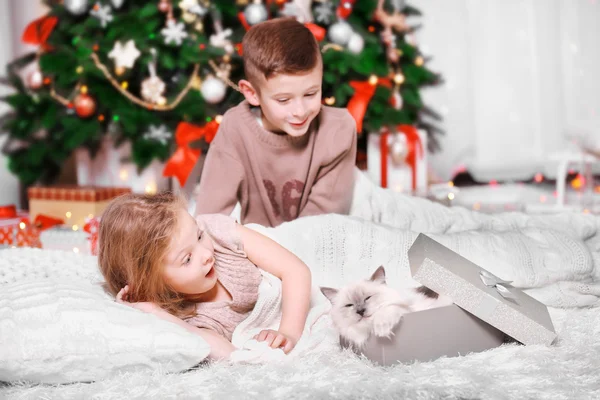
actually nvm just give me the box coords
[227,173,600,360]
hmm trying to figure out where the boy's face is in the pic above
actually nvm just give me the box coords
[240,65,323,137]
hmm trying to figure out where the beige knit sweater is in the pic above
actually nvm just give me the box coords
[184,213,262,341]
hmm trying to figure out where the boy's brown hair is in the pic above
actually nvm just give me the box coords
[242,17,321,87]
[98,192,195,317]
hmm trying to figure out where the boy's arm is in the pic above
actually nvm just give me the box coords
[299,122,357,217]
[237,224,312,352]
[194,145,244,217]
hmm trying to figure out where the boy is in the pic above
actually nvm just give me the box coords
[195,18,357,227]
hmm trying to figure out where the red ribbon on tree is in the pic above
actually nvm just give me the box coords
[163,121,220,187]
[305,23,326,41]
[380,125,423,190]
[347,78,392,133]
[22,16,58,51]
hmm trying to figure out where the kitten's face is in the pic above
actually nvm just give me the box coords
[321,266,408,346]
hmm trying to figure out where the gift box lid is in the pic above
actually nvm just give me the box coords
[408,233,557,346]
[28,186,131,202]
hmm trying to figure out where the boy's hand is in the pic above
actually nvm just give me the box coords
[254,329,298,354]
[116,285,161,314]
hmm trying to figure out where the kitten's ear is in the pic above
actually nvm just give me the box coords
[370,266,386,284]
[320,287,338,303]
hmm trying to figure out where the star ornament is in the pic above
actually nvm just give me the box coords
[161,19,189,46]
[90,3,114,28]
[108,40,141,69]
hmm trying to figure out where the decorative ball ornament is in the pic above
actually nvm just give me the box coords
[200,76,227,104]
[347,32,364,54]
[244,2,268,25]
[26,70,44,90]
[328,21,353,46]
[389,133,408,166]
[64,0,89,15]
[158,0,171,13]
[74,93,97,118]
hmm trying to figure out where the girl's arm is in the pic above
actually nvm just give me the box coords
[116,286,235,360]
[237,224,312,353]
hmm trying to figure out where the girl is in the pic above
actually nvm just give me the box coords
[98,192,311,360]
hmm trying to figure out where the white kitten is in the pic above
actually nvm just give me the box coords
[321,266,452,349]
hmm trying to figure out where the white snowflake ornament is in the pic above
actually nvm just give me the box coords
[90,3,114,28]
[161,19,189,46]
[314,2,334,24]
[143,125,171,145]
[108,40,141,69]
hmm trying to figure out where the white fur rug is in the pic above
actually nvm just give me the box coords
[2,305,599,399]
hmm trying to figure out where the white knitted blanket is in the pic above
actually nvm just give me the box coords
[227,173,600,361]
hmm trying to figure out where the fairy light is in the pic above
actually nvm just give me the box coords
[215,115,223,124]
[324,97,336,105]
[121,81,129,90]
[76,66,84,74]
[73,247,80,253]
[72,225,79,231]
[119,168,129,181]
[80,85,88,94]
[473,203,481,211]
[394,73,405,85]
[534,173,544,183]
[447,181,454,187]
[415,56,424,66]
[368,75,378,85]
[116,67,125,76]
[145,182,157,195]
[19,222,26,230]
[448,193,455,200]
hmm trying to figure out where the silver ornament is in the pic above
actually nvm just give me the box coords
[244,3,268,25]
[389,134,408,166]
[200,76,227,104]
[64,0,90,15]
[347,33,364,54]
[328,21,353,46]
[111,0,125,9]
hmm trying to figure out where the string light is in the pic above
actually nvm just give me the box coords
[76,66,84,74]
[368,75,378,85]
[72,225,79,231]
[325,97,335,105]
[65,211,72,219]
[215,115,223,124]
[415,56,424,66]
[19,222,26,230]
[394,73,405,85]
[447,193,455,200]
[80,85,88,94]
[534,173,544,183]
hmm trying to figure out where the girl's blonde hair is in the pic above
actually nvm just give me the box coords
[98,192,194,317]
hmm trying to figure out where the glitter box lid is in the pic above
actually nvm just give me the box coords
[408,234,557,346]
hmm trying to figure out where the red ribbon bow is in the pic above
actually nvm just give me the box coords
[346,78,392,133]
[22,16,58,51]
[163,121,220,187]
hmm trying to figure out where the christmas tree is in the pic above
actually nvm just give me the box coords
[0,0,442,187]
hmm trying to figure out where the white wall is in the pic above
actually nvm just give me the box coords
[416,0,600,181]
[0,0,46,206]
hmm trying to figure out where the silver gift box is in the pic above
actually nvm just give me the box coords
[350,234,556,366]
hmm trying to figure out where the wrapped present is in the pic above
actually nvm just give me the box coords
[0,205,45,248]
[352,234,556,366]
[408,234,556,346]
[367,125,428,195]
[28,186,130,228]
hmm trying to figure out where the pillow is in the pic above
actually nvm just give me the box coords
[0,249,211,384]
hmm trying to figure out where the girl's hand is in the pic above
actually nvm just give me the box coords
[116,285,161,314]
[254,329,298,354]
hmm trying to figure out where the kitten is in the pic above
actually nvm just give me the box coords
[321,266,452,349]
